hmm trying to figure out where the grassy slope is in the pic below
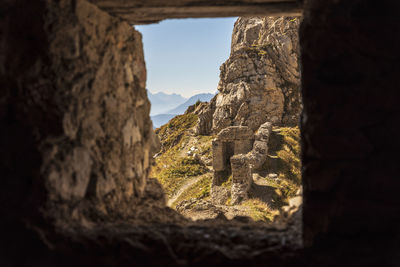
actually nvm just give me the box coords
[263,127,301,205]
[155,112,198,153]
[152,110,301,223]
[151,113,213,199]
[227,126,301,222]
[170,174,212,208]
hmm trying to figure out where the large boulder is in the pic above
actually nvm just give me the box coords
[212,16,301,134]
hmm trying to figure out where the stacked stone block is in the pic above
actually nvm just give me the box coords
[211,123,272,204]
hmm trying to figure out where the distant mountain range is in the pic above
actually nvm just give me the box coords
[164,93,214,115]
[147,90,187,116]
[148,91,215,128]
[150,114,177,129]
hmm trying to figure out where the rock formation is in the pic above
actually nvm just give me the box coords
[194,98,216,135]
[204,16,301,204]
[196,16,301,137]
[213,16,301,134]
[247,121,273,170]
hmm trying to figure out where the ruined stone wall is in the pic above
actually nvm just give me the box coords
[207,16,301,205]
[0,0,159,233]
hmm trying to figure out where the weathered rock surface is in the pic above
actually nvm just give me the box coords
[212,126,254,178]
[176,198,224,221]
[3,0,400,265]
[194,98,216,135]
[89,0,302,24]
[1,0,165,229]
[205,16,301,205]
[211,122,274,204]
[247,121,273,170]
[211,16,301,134]
[230,154,252,204]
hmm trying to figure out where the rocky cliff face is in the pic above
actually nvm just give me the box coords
[210,16,301,134]
[161,16,303,214]
[202,16,302,205]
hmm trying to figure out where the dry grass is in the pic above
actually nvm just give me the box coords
[242,198,278,222]
[171,174,212,208]
[259,126,301,207]
[153,114,301,223]
[154,157,208,198]
[152,112,214,199]
[274,127,301,184]
[155,113,198,153]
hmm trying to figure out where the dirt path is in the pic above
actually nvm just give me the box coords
[177,173,280,221]
[167,175,203,207]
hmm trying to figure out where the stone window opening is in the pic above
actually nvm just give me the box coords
[2,1,315,265]
[3,1,397,265]
[136,16,303,237]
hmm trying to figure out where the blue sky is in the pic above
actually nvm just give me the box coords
[136,17,237,98]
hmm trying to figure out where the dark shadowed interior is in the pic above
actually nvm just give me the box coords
[1,0,400,266]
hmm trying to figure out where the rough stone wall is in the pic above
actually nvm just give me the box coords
[89,0,302,24]
[212,16,301,134]
[3,0,400,265]
[0,0,159,232]
[211,122,273,204]
[301,0,400,265]
[194,97,216,135]
[207,16,301,205]
[211,125,276,204]
[230,154,252,204]
[211,126,254,178]
[247,121,272,170]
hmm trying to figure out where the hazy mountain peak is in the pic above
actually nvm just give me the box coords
[147,90,187,116]
[149,92,215,128]
[166,93,215,115]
